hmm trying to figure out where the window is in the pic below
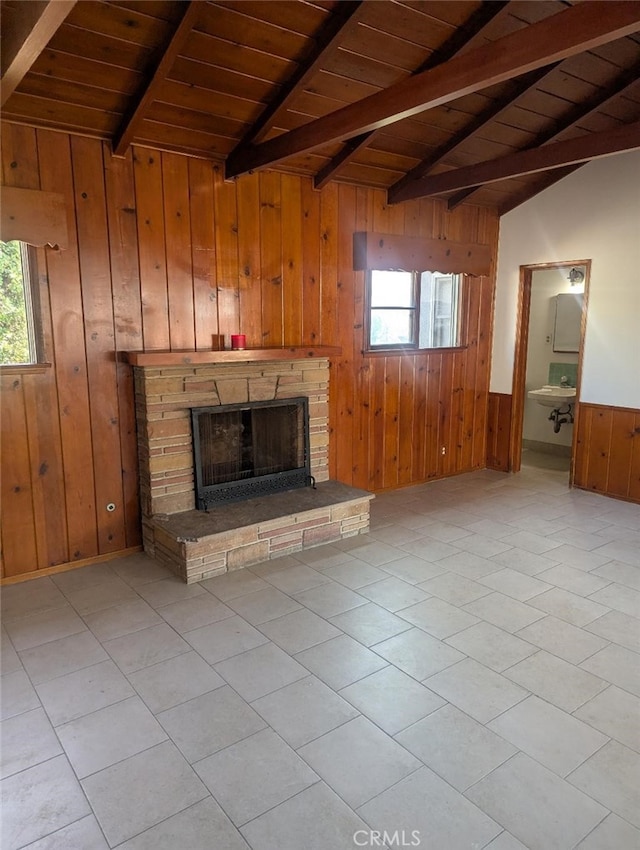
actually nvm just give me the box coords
[0,240,43,365]
[366,268,463,351]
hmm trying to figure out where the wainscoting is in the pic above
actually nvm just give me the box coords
[573,402,640,503]
[486,393,640,503]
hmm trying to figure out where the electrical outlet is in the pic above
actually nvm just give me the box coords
[546,334,552,344]
[441,446,446,456]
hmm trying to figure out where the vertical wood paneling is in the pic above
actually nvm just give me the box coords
[301,179,321,346]
[104,147,142,548]
[133,149,170,349]
[281,174,303,345]
[574,403,640,502]
[162,152,195,350]
[188,158,218,349]
[259,171,283,347]
[38,130,98,561]
[1,124,505,577]
[486,392,512,472]
[236,172,262,346]
[71,136,127,553]
[0,377,39,575]
[213,166,240,337]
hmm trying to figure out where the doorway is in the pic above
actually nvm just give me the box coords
[510,260,590,482]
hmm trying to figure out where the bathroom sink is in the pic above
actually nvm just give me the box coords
[528,385,577,408]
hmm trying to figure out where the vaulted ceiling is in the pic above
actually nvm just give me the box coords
[2,0,640,213]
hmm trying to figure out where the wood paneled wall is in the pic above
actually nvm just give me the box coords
[0,124,499,578]
[486,392,513,472]
[574,403,640,502]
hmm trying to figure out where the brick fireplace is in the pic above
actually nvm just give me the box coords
[125,348,373,582]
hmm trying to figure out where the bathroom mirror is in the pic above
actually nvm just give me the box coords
[553,292,583,352]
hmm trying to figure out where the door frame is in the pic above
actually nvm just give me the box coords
[509,259,591,480]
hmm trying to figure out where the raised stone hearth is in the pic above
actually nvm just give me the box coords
[153,481,373,583]
[125,349,373,582]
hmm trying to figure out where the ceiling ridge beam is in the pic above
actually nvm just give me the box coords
[387,63,561,202]
[1,0,77,107]
[230,0,365,153]
[446,58,640,210]
[224,1,640,179]
[313,0,511,190]
[112,1,201,158]
[388,120,640,202]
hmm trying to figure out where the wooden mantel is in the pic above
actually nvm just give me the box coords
[121,346,342,367]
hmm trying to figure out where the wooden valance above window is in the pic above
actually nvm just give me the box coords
[353,232,492,277]
[1,185,68,248]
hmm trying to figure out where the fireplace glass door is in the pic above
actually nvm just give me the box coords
[191,397,310,508]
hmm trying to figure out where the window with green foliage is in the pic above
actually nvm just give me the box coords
[366,269,463,351]
[0,240,42,365]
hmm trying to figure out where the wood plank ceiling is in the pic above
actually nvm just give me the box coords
[1,0,640,213]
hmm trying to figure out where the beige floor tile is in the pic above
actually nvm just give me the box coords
[372,627,466,681]
[359,577,431,612]
[195,728,317,825]
[157,687,266,763]
[240,782,368,850]
[257,607,341,654]
[81,741,207,846]
[116,798,250,850]
[358,765,501,849]
[505,650,608,712]
[339,666,444,735]
[425,658,528,723]
[568,740,640,828]
[488,695,608,777]
[251,675,358,749]
[580,644,640,697]
[574,685,640,752]
[466,752,608,850]
[516,616,609,665]
[298,716,420,808]
[528,587,610,627]
[585,609,640,653]
[294,634,388,690]
[574,813,640,850]
[396,704,516,790]
[446,621,537,672]
[463,592,545,633]
[214,642,307,701]
[397,597,480,639]
[329,602,412,646]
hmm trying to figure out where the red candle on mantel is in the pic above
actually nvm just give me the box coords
[231,334,246,350]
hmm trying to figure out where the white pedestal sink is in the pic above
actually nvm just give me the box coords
[527,385,577,408]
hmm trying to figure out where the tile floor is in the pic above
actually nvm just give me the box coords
[2,462,639,850]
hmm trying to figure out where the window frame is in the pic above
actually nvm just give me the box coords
[364,268,466,354]
[0,241,50,373]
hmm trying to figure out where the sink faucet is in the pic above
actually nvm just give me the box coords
[560,376,570,387]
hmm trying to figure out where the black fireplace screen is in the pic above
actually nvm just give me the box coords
[191,397,311,508]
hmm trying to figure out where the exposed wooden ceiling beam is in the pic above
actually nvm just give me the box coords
[446,59,640,210]
[387,64,560,203]
[224,1,640,180]
[1,0,77,107]
[388,121,640,202]
[237,1,365,149]
[112,1,201,157]
[313,0,511,190]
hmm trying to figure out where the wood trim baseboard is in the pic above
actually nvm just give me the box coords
[0,546,143,585]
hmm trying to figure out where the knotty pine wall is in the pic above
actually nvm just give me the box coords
[0,124,499,578]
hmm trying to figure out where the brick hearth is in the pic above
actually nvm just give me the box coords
[128,351,373,582]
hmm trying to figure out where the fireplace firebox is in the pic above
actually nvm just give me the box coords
[191,397,311,509]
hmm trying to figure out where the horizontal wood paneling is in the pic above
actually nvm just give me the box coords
[574,402,640,502]
[485,392,513,472]
[0,123,499,577]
